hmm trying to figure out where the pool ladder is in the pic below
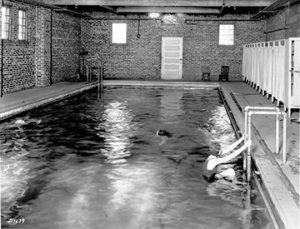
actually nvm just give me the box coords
[85,65,104,98]
[243,106,287,182]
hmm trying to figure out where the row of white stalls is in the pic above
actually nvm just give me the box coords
[242,38,300,117]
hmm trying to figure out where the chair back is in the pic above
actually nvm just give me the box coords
[221,66,229,75]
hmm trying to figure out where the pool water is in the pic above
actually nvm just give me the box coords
[0,86,273,229]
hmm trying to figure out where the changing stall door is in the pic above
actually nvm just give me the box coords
[292,40,300,106]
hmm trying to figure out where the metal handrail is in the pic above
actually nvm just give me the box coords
[85,65,104,98]
[244,106,287,181]
[97,65,104,98]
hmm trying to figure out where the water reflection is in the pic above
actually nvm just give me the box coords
[100,101,134,164]
[106,164,158,227]
[99,100,161,226]
[159,90,184,123]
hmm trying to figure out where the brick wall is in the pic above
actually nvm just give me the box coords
[0,0,3,95]
[82,13,266,81]
[265,2,300,41]
[35,7,51,87]
[2,1,36,94]
[1,1,81,94]
[52,12,81,83]
[1,2,299,93]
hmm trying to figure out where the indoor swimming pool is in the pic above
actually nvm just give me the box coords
[0,86,274,229]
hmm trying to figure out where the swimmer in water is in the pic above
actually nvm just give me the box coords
[156,130,173,137]
[202,136,251,182]
[156,130,173,145]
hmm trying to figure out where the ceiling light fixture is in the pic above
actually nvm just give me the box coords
[149,13,160,18]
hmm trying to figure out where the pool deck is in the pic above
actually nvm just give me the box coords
[0,82,98,122]
[0,80,299,229]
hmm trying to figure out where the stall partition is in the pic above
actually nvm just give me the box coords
[242,38,300,117]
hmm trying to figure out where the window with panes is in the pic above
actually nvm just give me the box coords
[112,23,127,44]
[219,24,234,45]
[1,6,12,40]
[18,9,27,40]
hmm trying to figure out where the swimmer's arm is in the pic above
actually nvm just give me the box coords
[219,136,245,156]
[216,140,251,164]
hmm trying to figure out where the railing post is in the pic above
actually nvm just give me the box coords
[247,112,252,182]
[283,112,287,163]
[244,107,249,172]
[276,113,280,154]
[101,66,104,92]
[86,65,89,83]
[97,65,100,99]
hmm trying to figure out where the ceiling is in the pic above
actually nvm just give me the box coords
[36,0,278,15]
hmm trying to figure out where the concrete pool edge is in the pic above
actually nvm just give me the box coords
[0,82,98,122]
[103,80,219,88]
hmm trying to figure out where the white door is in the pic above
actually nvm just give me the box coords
[161,37,183,80]
[292,40,300,106]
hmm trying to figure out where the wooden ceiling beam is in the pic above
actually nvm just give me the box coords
[116,6,220,14]
[36,0,275,7]
[252,0,291,19]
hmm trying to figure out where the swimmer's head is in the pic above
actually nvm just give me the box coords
[156,130,172,137]
[156,130,164,136]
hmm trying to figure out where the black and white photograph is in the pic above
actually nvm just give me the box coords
[0,0,299,228]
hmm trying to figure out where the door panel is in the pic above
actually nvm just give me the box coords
[161,37,183,80]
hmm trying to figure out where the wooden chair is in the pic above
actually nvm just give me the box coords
[201,66,211,81]
[219,66,229,81]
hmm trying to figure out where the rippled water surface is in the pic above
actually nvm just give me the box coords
[1,86,273,229]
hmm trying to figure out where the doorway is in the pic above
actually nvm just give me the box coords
[161,37,183,80]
